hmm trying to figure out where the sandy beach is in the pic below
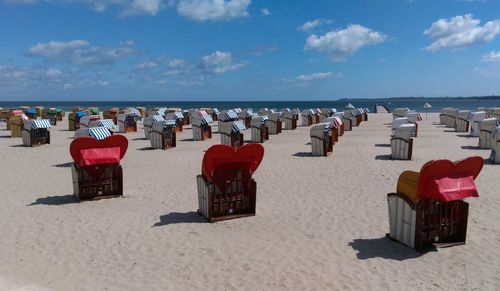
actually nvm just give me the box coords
[0,112,499,291]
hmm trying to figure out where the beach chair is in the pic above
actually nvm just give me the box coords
[9,112,28,137]
[22,119,51,146]
[493,108,500,120]
[447,109,459,128]
[182,110,191,125]
[55,109,64,121]
[217,110,239,129]
[320,108,336,122]
[393,108,409,120]
[340,112,353,131]
[238,108,254,128]
[35,106,44,117]
[250,116,269,143]
[362,108,369,121]
[490,126,500,164]
[75,127,113,140]
[310,123,334,156]
[219,121,245,148]
[313,108,321,124]
[455,110,471,133]
[404,112,421,137]
[391,123,415,160]
[478,118,499,149]
[196,143,264,222]
[24,108,37,119]
[283,110,298,130]
[80,115,102,128]
[192,111,213,141]
[143,115,164,139]
[267,112,282,135]
[70,135,128,201]
[164,112,184,132]
[68,111,87,131]
[45,108,58,125]
[137,107,147,118]
[439,108,453,125]
[324,116,343,141]
[103,108,119,125]
[392,117,409,135]
[207,108,219,121]
[118,111,141,133]
[387,156,483,250]
[470,111,487,137]
[301,109,314,126]
[149,119,177,149]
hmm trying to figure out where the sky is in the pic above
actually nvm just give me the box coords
[1,0,500,101]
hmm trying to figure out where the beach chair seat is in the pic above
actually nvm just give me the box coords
[68,111,87,131]
[469,111,487,137]
[207,108,219,121]
[192,111,213,141]
[310,123,334,156]
[391,124,415,160]
[22,119,51,146]
[283,110,298,130]
[70,135,128,201]
[478,118,498,149]
[393,108,410,120]
[387,156,483,249]
[25,108,37,119]
[301,109,315,126]
[455,110,471,132]
[267,112,282,135]
[324,116,343,142]
[149,119,177,149]
[197,144,264,222]
[219,120,245,148]
[250,116,269,143]
[238,109,254,128]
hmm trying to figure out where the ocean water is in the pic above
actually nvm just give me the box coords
[0,98,499,112]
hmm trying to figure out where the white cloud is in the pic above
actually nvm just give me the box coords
[98,79,110,86]
[25,40,135,65]
[177,0,251,22]
[298,18,333,32]
[482,51,500,62]
[45,68,63,78]
[260,8,270,16]
[424,14,500,51]
[168,58,186,68]
[296,72,342,82]
[305,24,387,61]
[198,51,245,74]
[119,0,162,16]
[246,46,277,56]
[5,0,169,16]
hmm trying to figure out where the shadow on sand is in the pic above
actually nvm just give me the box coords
[53,162,73,168]
[348,236,436,260]
[28,195,77,206]
[374,154,392,160]
[374,143,391,147]
[153,211,206,227]
[292,152,315,157]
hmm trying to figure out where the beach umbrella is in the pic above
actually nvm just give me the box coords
[345,103,355,109]
[423,102,432,119]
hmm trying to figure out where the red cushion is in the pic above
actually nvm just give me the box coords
[424,173,479,202]
[79,147,121,167]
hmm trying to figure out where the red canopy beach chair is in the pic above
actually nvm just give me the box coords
[197,144,264,222]
[70,135,128,201]
[387,156,483,250]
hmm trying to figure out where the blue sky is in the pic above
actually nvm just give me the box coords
[1,0,500,101]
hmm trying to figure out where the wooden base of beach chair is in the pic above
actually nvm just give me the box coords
[72,163,123,202]
[197,175,256,223]
[479,130,493,149]
[22,129,50,146]
[387,193,469,250]
[391,138,413,160]
[284,119,297,130]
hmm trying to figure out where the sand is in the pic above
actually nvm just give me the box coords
[0,113,499,291]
